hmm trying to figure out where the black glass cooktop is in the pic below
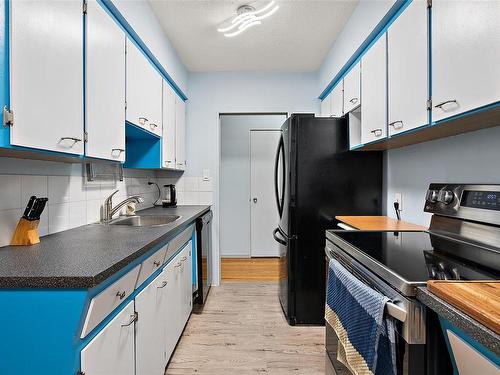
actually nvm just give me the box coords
[328,230,500,283]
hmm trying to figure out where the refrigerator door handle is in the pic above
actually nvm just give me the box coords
[273,227,287,246]
[274,135,285,217]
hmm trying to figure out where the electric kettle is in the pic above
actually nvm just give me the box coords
[162,184,177,207]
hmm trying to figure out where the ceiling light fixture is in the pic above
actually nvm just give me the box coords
[217,1,280,38]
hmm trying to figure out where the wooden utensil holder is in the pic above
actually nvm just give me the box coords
[10,218,40,246]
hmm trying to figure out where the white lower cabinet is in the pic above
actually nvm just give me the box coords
[80,301,136,375]
[135,270,170,375]
[84,241,193,375]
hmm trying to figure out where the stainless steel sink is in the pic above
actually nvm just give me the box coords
[109,215,181,227]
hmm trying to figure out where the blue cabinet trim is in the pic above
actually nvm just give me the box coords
[439,317,500,375]
[319,0,411,100]
[99,0,187,102]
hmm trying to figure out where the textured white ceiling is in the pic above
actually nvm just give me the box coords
[148,0,358,72]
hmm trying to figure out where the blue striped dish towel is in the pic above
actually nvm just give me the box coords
[325,258,397,375]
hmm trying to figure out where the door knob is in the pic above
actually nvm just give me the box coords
[253,198,258,203]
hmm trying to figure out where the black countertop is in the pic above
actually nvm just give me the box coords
[416,287,500,356]
[0,205,210,289]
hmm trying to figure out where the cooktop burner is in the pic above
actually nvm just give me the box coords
[327,230,499,284]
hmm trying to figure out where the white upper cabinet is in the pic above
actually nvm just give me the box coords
[10,0,84,155]
[126,39,162,136]
[320,94,332,117]
[162,82,177,169]
[80,301,135,375]
[432,0,500,122]
[331,81,344,117]
[86,0,126,162]
[388,0,428,136]
[361,35,387,144]
[175,97,186,170]
[343,63,361,113]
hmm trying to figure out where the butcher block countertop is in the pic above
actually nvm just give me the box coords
[428,281,500,334]
[335,216,427,231]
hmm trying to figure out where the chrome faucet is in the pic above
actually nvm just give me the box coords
[102,190,144,222]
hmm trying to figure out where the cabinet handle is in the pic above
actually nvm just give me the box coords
[111,148,125,156]
[174,262,182,268]
[349,97,358,104]
[153,260,161,267]
[60,137,82,145]
[121,312,138,327]
[157,281,168,289]
[149,123,158,128]
[116,291,126,300]
[138,117,148,125]
[388,121,404,130]
[370,128,383,137]
[434,99,457,109]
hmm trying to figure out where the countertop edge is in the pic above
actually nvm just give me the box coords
[0,206,211,289]
[416,286,500,356]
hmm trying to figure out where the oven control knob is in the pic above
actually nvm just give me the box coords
[426,190,439,203]
[438,190,455,205]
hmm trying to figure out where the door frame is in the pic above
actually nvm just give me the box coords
[217,112,288,285]
[249,129,282,257]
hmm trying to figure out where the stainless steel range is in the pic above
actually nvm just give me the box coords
[325,183,500,375]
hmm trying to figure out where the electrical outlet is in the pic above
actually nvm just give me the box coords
[395,193,403,211]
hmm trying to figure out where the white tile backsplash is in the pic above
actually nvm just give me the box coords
[0,168,208,248]
[48,176,70,205]
[0,167,161,247]
[0,175,21,210]
[21,175,48,205]
[48,203,70,234]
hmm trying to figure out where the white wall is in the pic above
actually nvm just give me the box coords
[113,0,188,93]
[220,115,286,257]
[186,72,319,282]
[385,126,500,227]
[317,0,395,93]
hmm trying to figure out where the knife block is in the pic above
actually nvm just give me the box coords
[10,218,40,246]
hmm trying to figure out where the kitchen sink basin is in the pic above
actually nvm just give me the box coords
[109,215,181,227]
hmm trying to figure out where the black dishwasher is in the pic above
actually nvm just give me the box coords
[194,210,212,306]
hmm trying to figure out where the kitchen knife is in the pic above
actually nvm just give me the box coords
[31,198,48,221]
[22,196,37,219]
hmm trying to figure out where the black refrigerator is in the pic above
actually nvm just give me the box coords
[273,114,382,325]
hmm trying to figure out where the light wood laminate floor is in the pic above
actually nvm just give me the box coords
[165,282,329,374]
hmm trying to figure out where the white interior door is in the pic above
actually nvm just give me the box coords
[250,130,281,257]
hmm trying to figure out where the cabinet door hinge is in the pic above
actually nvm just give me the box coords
[82,1,87,14]
[83,132,88,143]
[427,0,432,8]
[3,106,13,127]
[426,99,432,110]
[125,100,127,110]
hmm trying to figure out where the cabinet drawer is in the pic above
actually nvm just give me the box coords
[81,265,140,338]
[136,244,169,288]
[165,225,194,263]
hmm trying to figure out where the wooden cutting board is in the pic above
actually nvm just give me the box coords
[336,216,427,231]
[428,280,500,334]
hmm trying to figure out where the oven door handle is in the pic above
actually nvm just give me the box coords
[386,302,407,322]
[325,246,407,322]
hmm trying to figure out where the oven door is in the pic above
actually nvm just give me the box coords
[324,242,426,375]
